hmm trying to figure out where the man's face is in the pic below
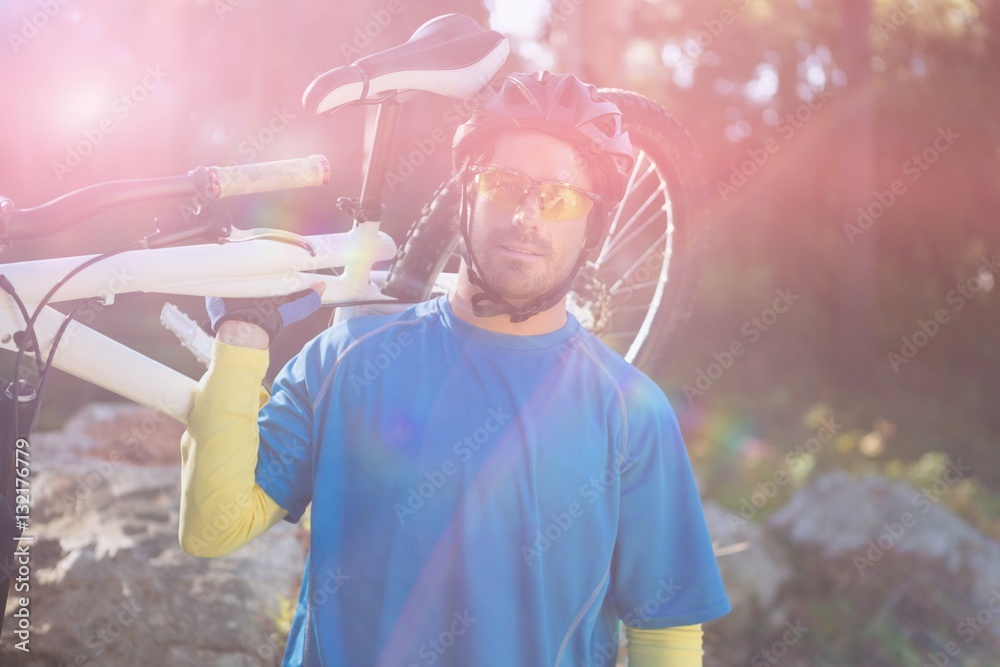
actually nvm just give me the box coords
[467,130,592,304]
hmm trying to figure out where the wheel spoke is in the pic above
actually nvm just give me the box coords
[598,153,665,264]
[609,277,662,296]
[603,150,650,244]
[601,177,669,261]
[607,225,669,294]
[599,181,669,265]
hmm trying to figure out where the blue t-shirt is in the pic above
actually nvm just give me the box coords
[255,296,730,666]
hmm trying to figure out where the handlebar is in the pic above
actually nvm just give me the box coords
[206,154,330,199]
[0,155,330,241]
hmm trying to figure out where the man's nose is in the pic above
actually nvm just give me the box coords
[512,191,542,229]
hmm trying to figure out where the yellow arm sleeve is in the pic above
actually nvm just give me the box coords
[625,624,703,667]
[178,339,288,558]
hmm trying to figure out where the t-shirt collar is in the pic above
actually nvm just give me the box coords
[436,295,581,351]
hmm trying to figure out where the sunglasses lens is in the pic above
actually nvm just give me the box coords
[475,170,531,210]
[473,167,596,222]
[537,183,593,221]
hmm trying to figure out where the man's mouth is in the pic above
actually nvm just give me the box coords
[499,244,543,256]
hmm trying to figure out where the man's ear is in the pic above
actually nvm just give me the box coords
[583,205,609,251]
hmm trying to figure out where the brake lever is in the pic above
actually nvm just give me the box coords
[140,197,315,255]
[141,198,233,249]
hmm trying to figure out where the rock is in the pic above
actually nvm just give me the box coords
[704,501,793,623]
[1,403,306,667]
[769,470,1000,608]
[693,469,1000,666]
[766,469,1000,665]
[700,501,796,667]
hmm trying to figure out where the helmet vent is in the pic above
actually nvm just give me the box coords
[554,81,578,109]
[500,82,532,107]
[592,114,618,140]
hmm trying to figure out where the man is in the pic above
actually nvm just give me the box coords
[180,71,730,666]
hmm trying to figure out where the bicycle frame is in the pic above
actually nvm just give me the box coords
[0,13,509,424]
[0,223,396,422]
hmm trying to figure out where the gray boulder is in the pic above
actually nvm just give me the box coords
[1,403,306,667]
[694,468,1000,666]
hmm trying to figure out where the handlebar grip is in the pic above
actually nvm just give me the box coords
[204,155,330,199]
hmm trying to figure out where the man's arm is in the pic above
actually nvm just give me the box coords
[610,376,731,635]
[178,322,288,557]
[626,624,703,667]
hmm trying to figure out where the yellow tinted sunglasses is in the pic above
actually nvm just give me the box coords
[468,164,602,222]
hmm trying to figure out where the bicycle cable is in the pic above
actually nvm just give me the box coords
[5,242,144,441]
[18,242,143,378]
[8,245,429,434]
[26,242,145,330]
[24,298,105,437]
[1,275,46,458]
[0,275,45,379]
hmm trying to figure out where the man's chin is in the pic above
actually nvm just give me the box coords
[477,272,544,303]
[487,286,541,304]
[475,256,575,303]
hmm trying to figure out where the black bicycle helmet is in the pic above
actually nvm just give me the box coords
[452,71,635,323]
[455,71,633,203]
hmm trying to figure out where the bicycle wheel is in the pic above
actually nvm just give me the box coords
[382,89,709,371]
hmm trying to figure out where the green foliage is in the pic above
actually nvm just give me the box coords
[685,393,1000,543]
[799,584,996,666]
[624,0,1000,502]
[270,596,295,650]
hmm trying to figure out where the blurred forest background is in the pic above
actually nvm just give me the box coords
[0,0,998,662]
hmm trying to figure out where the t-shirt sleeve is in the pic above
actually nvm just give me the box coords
[611,380,731,628]
[253,337,325,523]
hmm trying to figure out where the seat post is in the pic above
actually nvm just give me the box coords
[339,98,402,293]
[355,98,401,227]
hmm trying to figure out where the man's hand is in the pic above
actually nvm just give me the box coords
[216,320,271,350]
[206,283,325,349]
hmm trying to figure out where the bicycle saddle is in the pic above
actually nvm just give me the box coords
[303,13,509,115]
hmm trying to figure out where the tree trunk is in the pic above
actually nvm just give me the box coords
[548,0,629,86]
[835,0,876,385]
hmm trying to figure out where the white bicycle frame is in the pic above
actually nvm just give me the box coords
[0,222,399,422]
[0,15,508,424]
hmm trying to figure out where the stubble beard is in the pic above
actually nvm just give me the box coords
[470,228,577,302]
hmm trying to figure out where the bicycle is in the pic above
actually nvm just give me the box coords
[0,12,710,640]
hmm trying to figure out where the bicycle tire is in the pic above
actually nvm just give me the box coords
[382,89,709,371]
